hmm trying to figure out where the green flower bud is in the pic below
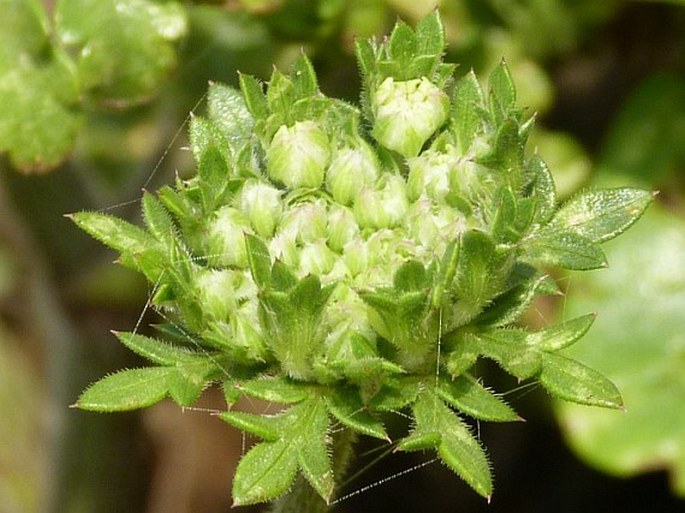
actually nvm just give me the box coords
[407,150,455,203]
[371,77,450,158]
[269,230,299,269]
[267,120,331,189]
[237,179,283,238]
[299,240,337,277]
[406,198,465,255]
[363,228,416,288]
[448,158,494,203]
[195,269,237,321]
[341,239,368,278]
[323,285,374,345]
[327,204,360,253]
[205,206,252,268]
[231,302,266,358]
[353,175,409,230]
[278,200,329,244]
[326,142,380,205]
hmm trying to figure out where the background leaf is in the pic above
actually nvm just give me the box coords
[556,207,685,495]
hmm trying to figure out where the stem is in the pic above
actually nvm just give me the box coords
[268,428,357,513]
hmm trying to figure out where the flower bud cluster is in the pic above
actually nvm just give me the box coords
[194,88,487,364]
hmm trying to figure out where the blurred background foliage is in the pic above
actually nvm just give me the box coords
[0,1,684,512]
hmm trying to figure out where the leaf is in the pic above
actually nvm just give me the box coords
[238,377,311,404]
[231,398,333,505]
[207,82,254,153]
[527,155,556,224]
[398,389,492,498]
[438,375,520,422]
[76,367,171,411]
[219,410,280,441]
[368,378,421,412]
[238,72,268,120]
[464,331,542,379]
[114,331,195,365]
[70,212,151,253]
[326,387,389,440]
[415,10,444,56]
[491,187,535,243]
[189,116,228,165]
[431,239,459,309]
[453,230,511,322]
[245,234,271,289]
[388,21,417,72]
[529,314,596,351]
[524,230,607,270]
[198,145,230,212]
[232,440,298,506]
[393,260,428,292]
[555,207,685,495]
[166,366,206,406]
[55,0,187,104]
[547,188,654,244]
[294,399,334,502]
[488,60,517,123]
[476,274,549,328]
[0,2,81,171]
[539,353,622,409]
[290,54,318,98]
[142,192,175,243]
[452,70,485,153]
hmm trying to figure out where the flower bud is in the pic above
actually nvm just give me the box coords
[278,200,328,244]
[407,150,455,203]
[205,206,252,268]
[326,142,380,205]
[406,198,464,254]
[327,204,360,253]
[237,179,283,238]
[448,158,493,203]
[342,238,368,278]
[269,230,299,269]
[371,77,450,158]
[194,269,237,321]
[231,302,266,358]
[299,240,337,277]
[353,175,409,230]
[267,120,330,189]
[362,228,415,288]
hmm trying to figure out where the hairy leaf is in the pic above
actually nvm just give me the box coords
[548,188,653,243]
[438,375,519,422]
[539,353,623,409]
[76,367,171,411]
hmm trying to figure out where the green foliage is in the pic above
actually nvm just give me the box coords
[556,206,685,496]
[72,13,650,509]
[0,0,186,171]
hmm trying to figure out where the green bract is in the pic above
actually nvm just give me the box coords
[71,12,652,509]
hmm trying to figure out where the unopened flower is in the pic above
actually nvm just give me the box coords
[326,141,380,205]
[267,120,330,189]
[327,204,360,253]
[278,200,329,244]
[371,77,449,158]
[205,206,252,268]
[353,174,409,230]
[299,240,337,277]
[407,150,456,202]
[237,180,283,238]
